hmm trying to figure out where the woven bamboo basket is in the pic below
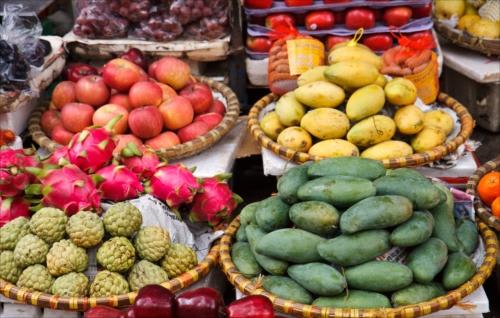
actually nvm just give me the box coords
[434,19,500,56]
[467,156,500,232]
[0,244,220,311]
[248,92,474,168]
[29,76,240,160]
[219,217,498,318]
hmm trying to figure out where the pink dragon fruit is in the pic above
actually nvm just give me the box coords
[96,165,144,201]
[0,149,38,197]
[27,165,101,215]
[43,146,69,166]
[119,143,160,180]
[146,164,200,209]
[67,116,121,173]
[0,196,30,227]
[189,174,242,226]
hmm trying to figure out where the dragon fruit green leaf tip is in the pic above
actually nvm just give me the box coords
[145,164,200,209]
[67,116,122,174]
[96,165,144,202]
[119,143,160,180]
[25,165,101,216]
[189,174,243,226]
[0,149,38,197]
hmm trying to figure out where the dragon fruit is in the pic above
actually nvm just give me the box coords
[27,165,101,215]
[0,149,38,197]
[189,174,242,226]
[67,117,121,173]
[0,196,30,227]
[43,146,69,166]
[146,164,200,209]
[95,165,144,201]
[119,143,160,180]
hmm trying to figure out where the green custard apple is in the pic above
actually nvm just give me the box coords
[89,270,129,297]
[66,211,104,248]
[29,207,68,244]
[128,260,169,292]
[103,202,142,237]
[17,264,54,293]
[161,244,198,278]
[13,234,49,268]
[46,240,88,276]
[0,250,22,283]
[51,272,89,297]
[96,237,135,273]
[134,226,171,262]
[0,217,30,250]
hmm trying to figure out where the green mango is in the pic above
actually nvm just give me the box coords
[390,211,434,247]
[307,156,385,180]
[262,276,313,304]
[240,202,260,225]
[289,201,339,236]
[345,261,413,293]
[255,197,290,232]
[277,164,310,204]
[442,252,476,290]
[288,263,346,296]
[313,290,391,309]
[245,225,288,276]
[231,242,262,278]
[391,283,445,306]
[406,238,448,283]
[431,183,460,252]
[456,219,478,255]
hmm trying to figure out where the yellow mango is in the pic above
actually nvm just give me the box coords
[325,61,379,89]
[294,81,345,108]
[275,92,306,126]
[467,19,500,39]
[384,78,418,106]
[347,115,396,147]
[309,139,359,158]
[260,111,286,141]
[457,14,480,30]
[297,66,329,86]
[411,127,447,153]
[423,109,455,135]
[361,140,413,160]
[394,105,425,135]
[374,74,388,88]
[300,108,350,139]
[346,84,385,122]
[277,127,313,152]
[328,45,383,70]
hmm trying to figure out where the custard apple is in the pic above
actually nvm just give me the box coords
[103,202,142,237]
[96,237,135,272]
[89,270,129,297]
[29,207,68,244]
[17,264,54,293]
[128,260,169,291]
[47,240,88,276]
[14,234,49,268]
[51,272,89,297]
[66,211,104,248]
[0,217,30,250]
[161,244,198,278]
[134,226,171,262]
[0,251,22,283]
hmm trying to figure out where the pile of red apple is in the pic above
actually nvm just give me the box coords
[41,49,226,151]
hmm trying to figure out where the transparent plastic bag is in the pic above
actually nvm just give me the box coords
[170,0,215,25]
[73,0,129,39]
[109,0,152,23]
[185,9,229,40]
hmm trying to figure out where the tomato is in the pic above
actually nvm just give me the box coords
[244,0,273,9]
[326,35,352,50]
[246,37,273,53]
[383,6,412,27]
[285,0,313,6]
[305,10,335,31]
[412,3,432,19]
[362,34,394,51]
[265,13,296,29]
[334,10,346,25]
[323,0,352,3]
[345,8,376,30]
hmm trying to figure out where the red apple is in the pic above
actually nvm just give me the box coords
[145,132,180,150]
[113,134,144,156]
[158,96,194,130]
[133,285,174,318]
[383,6,412,27]
[156,83,177,103]
[128,106,163,139]
[61,103,94,133]
[154,57,191,90]
[128,81,163,109]
[179,83,213,115]
[246,37,273,53]
[345,8,376,30]
[362,34,393,51]
[93,104,129,134]
[207,99,226,115]
[102,58,144,92]
[305,10,335,31]
[148,61,159,78]
[326,35,352,50]
[52,125,74,145]
[40,110,62,137]
[51,81,77,110]
[75,76,110,107]
[412,3,432,19]
[194,112,223,130]
[120,48,147,70]
[177,121,210,143]
[109,94,132,111]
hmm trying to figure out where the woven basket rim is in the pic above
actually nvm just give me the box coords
[219,217,498,318]
[0,243,220,311]
[466,155,500,232]
[29,76,240,160]
[434,19,500,56]
[247,92,475,168]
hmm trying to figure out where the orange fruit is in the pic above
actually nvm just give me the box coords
[492,197,500,218]
[477,171,500,206]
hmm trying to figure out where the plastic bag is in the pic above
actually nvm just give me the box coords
[109,0,152,23]
[132,10,183,42]
[185,4,229,41]
[73,0,129,39]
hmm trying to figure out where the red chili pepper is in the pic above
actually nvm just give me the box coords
[65,63,98,82]
[175,288,224,318]
[120,48,147,70]
[266,13,296,30]
[225,295,274,318]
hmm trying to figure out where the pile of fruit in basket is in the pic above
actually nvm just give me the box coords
[85,284,279,318]
[41,48,227,149]
[233,157,479,308]
[477,170,500,218]
[260,41,454,160]
[435,0,499,39]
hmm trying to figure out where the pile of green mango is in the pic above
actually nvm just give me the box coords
[233,157,479,309]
